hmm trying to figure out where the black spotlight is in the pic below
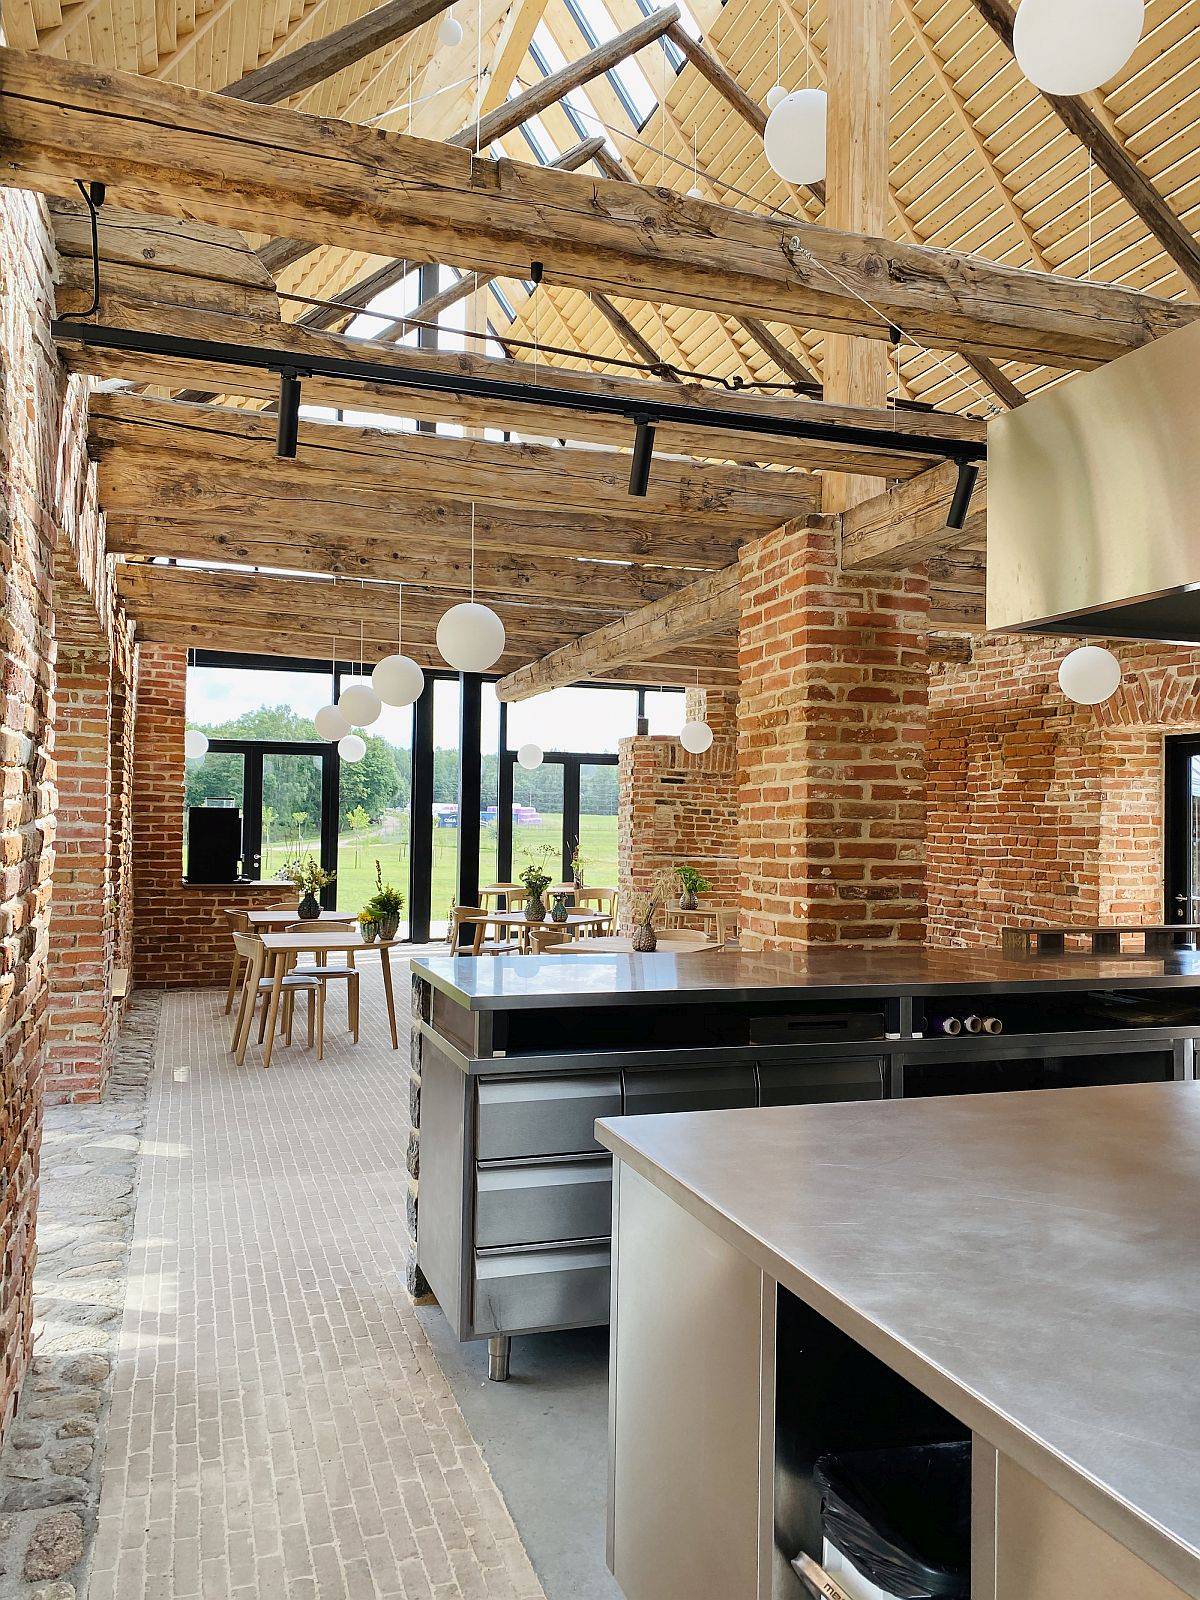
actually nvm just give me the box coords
[946,460,980,530]
[275,369,303,459]
[629,416,656,497]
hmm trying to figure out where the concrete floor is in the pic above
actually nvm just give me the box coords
[416,1312,621,1600]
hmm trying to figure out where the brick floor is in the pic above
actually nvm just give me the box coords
[88,961,546,1600]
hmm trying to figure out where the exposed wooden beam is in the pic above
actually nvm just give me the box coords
[54,302,984,475]
[494,564,740,700]
[821,0,890,512]
[477,0,553,118]
[9,51,1192,366]
[220,0,457,105]
[839,461,988,571]
[86,393,820,528]
[967,0,1200,295]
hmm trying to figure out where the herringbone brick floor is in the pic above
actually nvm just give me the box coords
[88,961,545,1600]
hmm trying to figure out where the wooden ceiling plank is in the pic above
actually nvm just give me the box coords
[494,563,741,700]
[8,51,1193,364]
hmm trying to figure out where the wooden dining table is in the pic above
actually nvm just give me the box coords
[243,929,401,1069]
[480,908,611,951]
[543,932,717,955]
[240,907,358,930]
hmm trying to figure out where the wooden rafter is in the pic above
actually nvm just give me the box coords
[839,461,988,571]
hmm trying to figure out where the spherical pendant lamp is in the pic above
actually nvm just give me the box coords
[436,601,506,673]
[372,653,425,708]
[1013,0,1142,94]
[679,720,714,754]
[438,7,463,45]
[314,704,350,742]
[338,733,367,763]
[1058,645,1121,706]
[766,83,788,110]
[184,728,209,760]
[517,742,544,770]
[338,682,382,727]
[763,87,827,186]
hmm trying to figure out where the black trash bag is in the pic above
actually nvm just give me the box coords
[812,1441,971,1599]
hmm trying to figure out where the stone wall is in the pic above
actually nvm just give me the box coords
[617,688,738,926]
[927,635,1200,946]
[737,519,930,948]
[131,644,294,987]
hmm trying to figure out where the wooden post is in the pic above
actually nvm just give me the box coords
[822,0,891,514]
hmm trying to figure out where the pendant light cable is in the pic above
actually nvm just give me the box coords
[470,503,476,603]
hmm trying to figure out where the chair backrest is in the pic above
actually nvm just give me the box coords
[231,931,263,960]
[225,908,251,933]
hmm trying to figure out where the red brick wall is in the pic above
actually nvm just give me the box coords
[132,644,295,987]
[738,519,930,947]
[0,189,61,1435]
[617,688,739,927]
[927,635,1200,946]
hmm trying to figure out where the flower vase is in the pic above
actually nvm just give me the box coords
[298,891,321,920]
[524,895,546,924]
[679,890,699,911]
[631,922,657,953]
[378,912,400,941]
[359,919,379,944]
[549,893,569,924]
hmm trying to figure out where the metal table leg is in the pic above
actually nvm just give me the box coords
[488,1335,511,1382]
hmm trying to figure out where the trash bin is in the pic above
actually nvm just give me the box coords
[794,1441,971,1600]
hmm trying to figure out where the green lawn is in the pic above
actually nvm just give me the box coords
[263,811,619,934]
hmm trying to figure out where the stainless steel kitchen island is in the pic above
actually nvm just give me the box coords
[597,1081,1200,1600]
[409,947,1200,1380]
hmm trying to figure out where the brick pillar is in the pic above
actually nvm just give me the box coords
[617,688,739,929]
[738,520,930,948]
[46,637,115,1101]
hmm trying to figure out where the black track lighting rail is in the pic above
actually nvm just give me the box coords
[54,320,986,501]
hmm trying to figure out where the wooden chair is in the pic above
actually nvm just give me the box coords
[449,906,520,956]
[223,908,251,1014]
[602,889,619,935]
[529,925,569,953]
[229,933,321,1064]
[283,924,361,1053]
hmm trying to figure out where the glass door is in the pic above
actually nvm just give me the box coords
[1165,736,1200,925]
[576,761,620,890]
[499,754,617,886]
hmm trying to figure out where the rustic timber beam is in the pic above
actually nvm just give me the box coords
[494,564,740,700]
[50,294,985,474]
[9,51,1193,366]
[86,393,821,527]
[839,460,988,571]
[275,11,678,294]
[967,0,1200,294]
[220,0,458,105]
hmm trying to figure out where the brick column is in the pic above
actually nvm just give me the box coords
[738,519,930,948]
[46,637,116,1101]
[617,688,739,929]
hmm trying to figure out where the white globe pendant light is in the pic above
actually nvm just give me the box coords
[680,720,714,754]
[1013,0,1142,94]
[436,506,506,672]
[184,728,209,760]
[438,6,463,45]
[338,733,367,763]
[437,602,506,672]
[517,742,544,770]
[764,87,827,186]
[314,704,350,742]
[338,681,381,728]
[1058,645,1122,706]
[766,83,788,110]
[373,653,424,707]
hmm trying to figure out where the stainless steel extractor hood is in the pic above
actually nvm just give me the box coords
[986,316,1200,642]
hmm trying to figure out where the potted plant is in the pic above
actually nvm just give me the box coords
[283,855,335,920]
[519,847,554,923]
[676,864,712,911]
[362,859,405,941]
[358,910,380,944]
[629,868,675,952]
[570,843,588,891]
[549,891,570,924]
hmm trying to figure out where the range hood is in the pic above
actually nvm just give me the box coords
[986,316,1200,642]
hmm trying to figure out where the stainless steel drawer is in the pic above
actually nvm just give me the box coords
[622,1064,756,1117]
[758,1056,885,1105]
[476,1073,622,1160]
[475,1155,613,1249]
[472,1241,611,1337]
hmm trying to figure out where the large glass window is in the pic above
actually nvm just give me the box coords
[505,685,639,756]
[429,678,462,937]
[333,675,413,932]
[186,665,332,739]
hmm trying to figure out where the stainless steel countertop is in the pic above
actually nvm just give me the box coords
[597,1081,1200,1597]
[411,945,1200,1010]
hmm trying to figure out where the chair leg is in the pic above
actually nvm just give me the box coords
[283,990,294,1048]
[257,995,270,1044]
[307,989,315,1050]
[316,984,325,1063]
[224,955,241,1015]
[349,973,360,1043]
[231,970,252,1054]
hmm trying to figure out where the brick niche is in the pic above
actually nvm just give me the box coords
[132,644,295,988]
[928,634,1200,947]
[737,518,930,947]
[617,687,739,926]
